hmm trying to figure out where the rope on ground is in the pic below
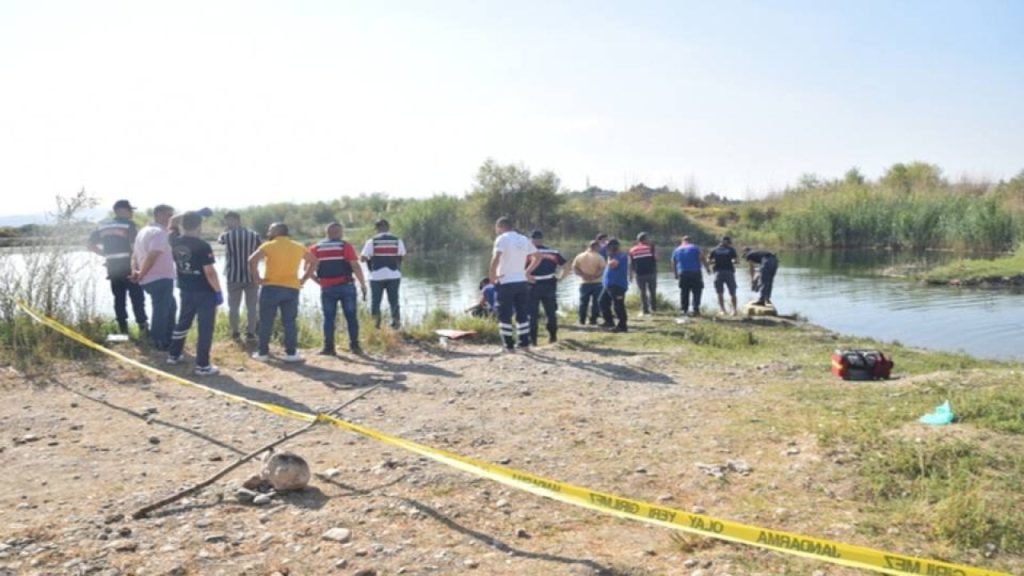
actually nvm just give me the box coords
[131,384,381,519]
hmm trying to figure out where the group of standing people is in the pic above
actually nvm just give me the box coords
[89,200,408,374]
[482,216,780,352]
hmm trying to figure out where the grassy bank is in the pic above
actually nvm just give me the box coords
[922,247,1024,286]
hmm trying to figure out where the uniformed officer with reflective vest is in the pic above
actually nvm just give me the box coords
[312,222,367,355]
[360,219,407,329]
[88,199,148,334]
[526,229,567,345]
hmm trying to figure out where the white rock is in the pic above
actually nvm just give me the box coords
[321,528,351,543]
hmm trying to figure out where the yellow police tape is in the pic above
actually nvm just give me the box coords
[18,301,1008,576]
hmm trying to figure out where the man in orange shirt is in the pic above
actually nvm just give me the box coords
[248,222,318,362]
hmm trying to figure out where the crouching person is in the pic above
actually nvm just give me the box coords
[166,211,223,375]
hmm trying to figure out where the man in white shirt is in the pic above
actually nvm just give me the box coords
[488,216,539,351]
[360,219,407,329]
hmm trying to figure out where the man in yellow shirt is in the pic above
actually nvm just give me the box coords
[248,222,318,362]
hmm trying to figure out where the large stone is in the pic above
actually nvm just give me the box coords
[260,451,310,491]
[321,528,351,543]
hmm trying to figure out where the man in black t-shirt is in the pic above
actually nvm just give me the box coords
[743,247,779,306]
[167,212,224,375]
[707,236,739,315]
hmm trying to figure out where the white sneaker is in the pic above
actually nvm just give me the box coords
[281,353,304,363]
[194,365,220,376]
[165,355,182,365]
[251,352,270,361]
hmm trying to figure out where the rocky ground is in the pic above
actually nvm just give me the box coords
[1,317,1016,576]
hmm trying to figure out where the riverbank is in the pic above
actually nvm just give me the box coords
[922,248,1024,288]
[2,310,1021,575]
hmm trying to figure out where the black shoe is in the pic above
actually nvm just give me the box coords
[548,334,557,344]
[231,332,241,341]
[350,346,364,355]
[117,322,129,334]
[318,348,336,356]
[589,318,599,326]
[138,323,149,335]
[613,325,628,333]
[245,333,257,341]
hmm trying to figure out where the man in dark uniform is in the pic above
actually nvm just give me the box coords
[707,236,739,315]
[526,229,567,345]
[743,247,779,306]
[88,199,148,334]
[360,219,407,329]
[311,222,368,355]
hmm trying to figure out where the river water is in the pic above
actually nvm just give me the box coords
[6,248,1022,361]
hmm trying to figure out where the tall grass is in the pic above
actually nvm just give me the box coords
[0,191,108,371]
[753,180,1019,251]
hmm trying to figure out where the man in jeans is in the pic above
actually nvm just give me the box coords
[312,222,367,355]
[218,211,261,340]
[628,231,658,315]
[166,212,223,375]
[599,238,629,332]
[360,219,406,329]
[88,199,148,334]
[248,223,317,362]
[132,204,177,350]
[571,240,605,325]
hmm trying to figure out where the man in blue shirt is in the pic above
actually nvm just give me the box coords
[599,238,629,332]
[672,235,710,316]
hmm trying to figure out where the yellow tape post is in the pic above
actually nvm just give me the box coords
[17,302,1009,576]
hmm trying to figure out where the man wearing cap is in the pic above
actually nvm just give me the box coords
[132,204,177,350]
[571,240,606,325]
[526,229,567,345]
[248,223,318,362]
[88,200,148,334]
[743,247,779,306]
[360,219,406,329]
[312,222,367,355]
[707,236,739,315]
[628,232,658,316]
[219,211,262,340]
[489,216,539,351]
[599,238,629,332]
[672,235,710,316]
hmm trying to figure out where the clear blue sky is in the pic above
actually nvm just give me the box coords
[1,0,1022,215]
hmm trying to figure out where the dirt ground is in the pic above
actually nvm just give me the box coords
[0,322,1006,576]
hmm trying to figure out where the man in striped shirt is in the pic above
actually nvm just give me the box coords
[218,212,261,340]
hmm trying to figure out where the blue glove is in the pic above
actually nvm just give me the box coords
[214,292,224,306]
